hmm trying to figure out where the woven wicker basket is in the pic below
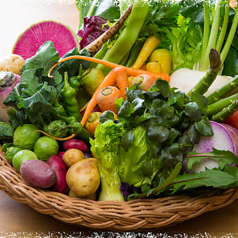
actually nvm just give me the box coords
[1,153,238,232]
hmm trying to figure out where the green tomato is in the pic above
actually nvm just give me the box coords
[33,136,59,161]
[13,124,41,150]
[12,150,38,173]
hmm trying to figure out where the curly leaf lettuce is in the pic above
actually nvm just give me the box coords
[90,120,125,201]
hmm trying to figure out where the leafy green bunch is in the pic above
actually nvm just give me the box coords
[115,79,213,168]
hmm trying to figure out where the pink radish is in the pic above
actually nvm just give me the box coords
[64,139,87,152]
[184,121,238,173]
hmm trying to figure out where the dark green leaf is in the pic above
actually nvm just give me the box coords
[57,48,91,77]
[156,79,171,99]
[194,116,214,137]
[184,102,202,122]
[22,41,60,77]
[186,148,238,171]
[147,124,170,143]
[171,170,238,194]
[0,122,14,139]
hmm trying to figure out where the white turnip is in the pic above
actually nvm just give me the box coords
[169,68,232,97]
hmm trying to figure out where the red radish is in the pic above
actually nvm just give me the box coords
[64,139,87,152]
[46,155,69,194]
[132,74,155,91]
[58,151,65,158]
[183,121,238,173]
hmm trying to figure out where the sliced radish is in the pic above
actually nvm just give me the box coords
[193,121,237,156]
[183,121,238,173]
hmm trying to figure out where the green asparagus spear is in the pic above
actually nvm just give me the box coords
[211,97,238,122]
[206,92,238,118]
[206,75,238,105]
[187,48,222,97]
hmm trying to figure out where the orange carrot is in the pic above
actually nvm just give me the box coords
[96,86,123,114]
[126,68,170,82]
[47,55,170,82]
[80,69,116,126]
[114,66,129,100]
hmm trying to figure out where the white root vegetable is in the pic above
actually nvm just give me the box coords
[169,68,232,97]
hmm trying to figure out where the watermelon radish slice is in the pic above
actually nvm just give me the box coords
[12,20,80,60]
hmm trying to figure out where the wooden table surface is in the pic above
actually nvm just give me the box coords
[1,1,238,237]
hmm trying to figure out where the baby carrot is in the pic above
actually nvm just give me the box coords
[114,66,129,100]
[80,69,116,126]
[48,55,170,82]
[96,86,123,114]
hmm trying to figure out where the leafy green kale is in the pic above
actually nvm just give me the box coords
[3,41,90,129]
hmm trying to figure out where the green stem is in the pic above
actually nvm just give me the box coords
[206,92,238,118]
[200,0,210,65]
[215,0,229,53]
[220,6,238,65]
[206,75,238,105]
[98,172,124,201]
[200,0,222,71]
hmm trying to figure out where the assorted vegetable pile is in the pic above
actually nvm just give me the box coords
[0,0,238,202]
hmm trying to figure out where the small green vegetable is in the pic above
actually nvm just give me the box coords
[61,72,82,122]
[43,120,69,138]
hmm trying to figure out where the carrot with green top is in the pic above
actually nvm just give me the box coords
[48,55,170,82]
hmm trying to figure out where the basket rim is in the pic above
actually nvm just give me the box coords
[1,153,238,232]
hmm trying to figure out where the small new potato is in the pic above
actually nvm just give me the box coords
[63,148,84,167]
[66,158,100,197]
[0,54,25,75]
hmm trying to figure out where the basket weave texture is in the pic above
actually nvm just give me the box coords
[1,154,238,232]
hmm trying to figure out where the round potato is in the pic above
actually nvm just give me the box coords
[0,54,25,75]
[63,148,84,167]
[66,158,100,197]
